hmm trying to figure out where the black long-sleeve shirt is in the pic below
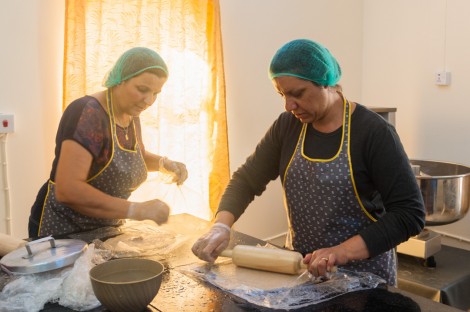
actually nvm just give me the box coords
[218,103,425,257]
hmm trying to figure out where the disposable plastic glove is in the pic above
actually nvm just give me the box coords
[191,223,231,262]
[126,200,170,225]
[159,157,188,185]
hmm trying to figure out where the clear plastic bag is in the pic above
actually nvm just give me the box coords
[0,244,105,312]
[129,175,212,221]
[179,261,386,310]
[93,220,188,259]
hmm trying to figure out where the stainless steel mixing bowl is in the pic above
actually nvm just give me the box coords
[410,159,470,226]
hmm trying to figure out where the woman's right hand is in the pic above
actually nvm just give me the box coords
[191,223,231,262]
[126,199,170,225]
[159,157,188,185]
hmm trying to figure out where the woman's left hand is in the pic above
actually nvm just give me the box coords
[303,235,370,278]
[160,157,188,185]
[303,246,348,278]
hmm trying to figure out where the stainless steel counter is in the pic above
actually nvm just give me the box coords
[398,244,470,310]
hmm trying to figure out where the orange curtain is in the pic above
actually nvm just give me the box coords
[64,0,229,219]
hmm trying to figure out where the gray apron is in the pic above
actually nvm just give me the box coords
[283,99,397,286]
[38,90,148,236]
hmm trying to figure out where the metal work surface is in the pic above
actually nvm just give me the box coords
[398,244,470,310]
[0,214,464,311]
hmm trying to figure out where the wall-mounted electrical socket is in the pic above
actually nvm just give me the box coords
[0,114,14,133]
[435,71,451,86]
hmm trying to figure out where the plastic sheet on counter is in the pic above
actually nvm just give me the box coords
[93,220,188,259]
[68,225,123,243]
[178,261,386,310]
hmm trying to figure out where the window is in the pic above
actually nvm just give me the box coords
[64,0,229,220]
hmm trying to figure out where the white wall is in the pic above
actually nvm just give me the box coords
[1,0,470,242]
[362,0,470,240]
[0,0,64,238]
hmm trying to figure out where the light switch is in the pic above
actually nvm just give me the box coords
[435,71,451,86]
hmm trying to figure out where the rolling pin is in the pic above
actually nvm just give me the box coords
[220,245,307,275]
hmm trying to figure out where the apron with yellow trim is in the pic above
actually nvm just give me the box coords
[38,90,147,236]
[283,99,396,286]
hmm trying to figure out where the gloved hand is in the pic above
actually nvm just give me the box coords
[126,200,170,225]
[159,157,188,185]
[191,223,231,262]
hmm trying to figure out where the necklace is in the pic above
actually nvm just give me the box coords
[122,124,130,141]
[111,94,132,140]
[115,114,132,140]
[119,117,133,141]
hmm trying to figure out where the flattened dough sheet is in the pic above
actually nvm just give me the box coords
[209,260,310,290]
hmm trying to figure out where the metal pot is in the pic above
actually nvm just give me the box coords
[410,159,470,226]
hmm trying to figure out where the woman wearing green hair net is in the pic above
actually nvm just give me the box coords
[192,39,425,286]
[28,47,188,237]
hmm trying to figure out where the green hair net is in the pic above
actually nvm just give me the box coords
[269,39,341,86]
[103,47,168,88]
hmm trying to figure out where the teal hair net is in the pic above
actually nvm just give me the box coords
[103,47,168,88]
[269,39,341,86]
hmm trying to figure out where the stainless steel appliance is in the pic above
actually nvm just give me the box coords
[368,107,470,261]
[397,160,470,260]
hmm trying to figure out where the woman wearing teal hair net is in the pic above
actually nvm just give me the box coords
[28,47,188,237]
[192,39,425,286]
